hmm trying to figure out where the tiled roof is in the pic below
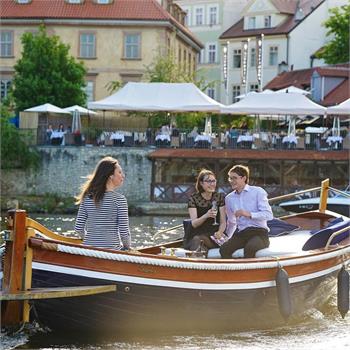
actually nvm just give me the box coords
[0,0,203,47]
[323,79,350,106]
[315,65,350,78]
[264,63,350,106]
[270,0,297,14]
[264,69,313,90]
[1,0,169,20]
[220,0,323,39]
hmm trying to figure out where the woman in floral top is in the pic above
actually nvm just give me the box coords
[184,169,226,251]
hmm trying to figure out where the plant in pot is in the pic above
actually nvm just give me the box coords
[83,127,102,145]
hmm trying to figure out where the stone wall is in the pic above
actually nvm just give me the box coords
[1,146,153,203]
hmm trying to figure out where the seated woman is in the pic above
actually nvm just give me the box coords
[184,169,226,252]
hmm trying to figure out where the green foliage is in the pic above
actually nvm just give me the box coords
[1,103,40,169]
[12,25,87,112]
[316,5,350,64]
[105,80,123,94]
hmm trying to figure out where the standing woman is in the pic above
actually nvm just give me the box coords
[75,156,131,250]
[185,169,226,251]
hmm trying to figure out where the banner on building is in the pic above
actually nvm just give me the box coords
[241,40,248,86]
[223,45,228,92]
[256,35,263,86]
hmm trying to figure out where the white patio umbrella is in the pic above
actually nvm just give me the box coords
[326,98,350,115]
[332,116,340,137]
[72,109,82,134]
[24,103,69,114]
[222,92,326,115]
[63,105,97,115]
[204,116,212,135]
[327,99,350,137]
[276,86,310,95]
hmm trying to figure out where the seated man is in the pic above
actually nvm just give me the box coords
[220,164,273,259]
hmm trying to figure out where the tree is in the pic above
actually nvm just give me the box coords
[316,5,350,64]
[1,98,40,169]
[12,25,87,112]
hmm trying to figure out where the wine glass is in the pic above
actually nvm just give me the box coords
[212,200,219,225]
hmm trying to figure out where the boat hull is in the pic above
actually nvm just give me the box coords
[30,264,338,333]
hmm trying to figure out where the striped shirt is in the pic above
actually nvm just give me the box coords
[75,191,131,250]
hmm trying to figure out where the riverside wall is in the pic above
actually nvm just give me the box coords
[1,146,153,203]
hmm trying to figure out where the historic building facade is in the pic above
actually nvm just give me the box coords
[0,0,203,102]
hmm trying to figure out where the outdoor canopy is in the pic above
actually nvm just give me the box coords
[221,92,326,115]
[24,103,69,114]
[326,98,350,115]
[88,82,224,112]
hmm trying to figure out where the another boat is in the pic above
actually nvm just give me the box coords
[280,186,350,216]
[1,180,349,334]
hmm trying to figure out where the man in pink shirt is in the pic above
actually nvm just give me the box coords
[220,164,273,258]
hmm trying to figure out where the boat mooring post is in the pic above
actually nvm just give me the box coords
[319,179,330,213]
[1,209,28,326]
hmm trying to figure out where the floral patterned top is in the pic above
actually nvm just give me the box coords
[187,191,225,235]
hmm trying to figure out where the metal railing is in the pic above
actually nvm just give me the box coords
[31,127,347,151]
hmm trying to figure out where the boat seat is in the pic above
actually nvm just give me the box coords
[302,219,350,251]
[207,230,311,259]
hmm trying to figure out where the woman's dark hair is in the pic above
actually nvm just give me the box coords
[196,169,216,193]
[229,164,249,183]
[76,156,118,205]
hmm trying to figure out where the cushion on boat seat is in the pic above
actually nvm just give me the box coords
[302,219,350,251]
[310,216,343,234]
[267,218,300,236]
[207,231,312,259]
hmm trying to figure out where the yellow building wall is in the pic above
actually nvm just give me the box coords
[2,24,198,102]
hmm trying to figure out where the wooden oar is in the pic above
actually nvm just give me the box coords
[153,224,183,240]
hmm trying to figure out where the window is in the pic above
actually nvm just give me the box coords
[124,33,141,59]
[208,44,216,64]
[0,31,13,57]
[17,0,31,3]
[207,88,215,99]
[264,15,271,28]
[269,46,278,65]
[250,84,259,92]
[96,0,111,3]
[1,79,12,99]
[209,6,218,25]
[198,48,204,64]
[79,33,96,58]
[84,81,94,103]
[183,8,191,26]
[233,49,241,68]
[248,17,256,29]
[232,85,241,102]
[67,0,82,3]
[195,8,204,26]
[250,48,256,67]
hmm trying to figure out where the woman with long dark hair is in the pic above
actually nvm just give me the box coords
[75,156,131,250]
[184,169,226,251]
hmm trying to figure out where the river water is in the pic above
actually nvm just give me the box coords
[2,214,350,350]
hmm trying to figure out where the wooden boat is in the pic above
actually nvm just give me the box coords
[1,180,349,334]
